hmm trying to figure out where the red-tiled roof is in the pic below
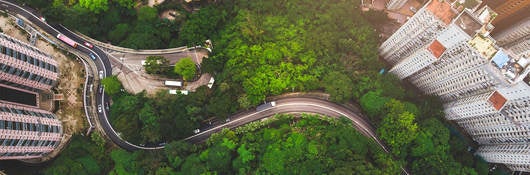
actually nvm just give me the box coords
[428,40,446,58]
[488,91,507,111]
[426,0,457,25]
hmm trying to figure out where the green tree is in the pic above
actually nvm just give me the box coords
[377,99,418,157]
[78,0,108,13]
[43,135,109,175]
[109,149,138,175]
[116,0,135,8]
[143,56,170,75]
[139,102,160,143]
[108,23,130,43]
[360,90,389,120]
[137,6,157,21]
[101,76,122,96]
[173,57,197,81]
[322,71,354,102]
[237,94,252,109]
[178,6,227,46]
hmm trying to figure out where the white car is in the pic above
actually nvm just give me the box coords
[193,129,200,134]
[97,104,102,113]
[84,42,94,48]
[99,71,104,79]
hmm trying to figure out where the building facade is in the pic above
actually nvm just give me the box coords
[493,16,530,56]
[0,33,62,160]
[485,0,530,25]
[0,33,58,92]
[379,0,456,65]
[0,103,62,160]
[381,0,530,172]
[386,0,408,10]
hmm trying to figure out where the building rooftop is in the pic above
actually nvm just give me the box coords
[454,10,483,36]
[428,40,446,58]
[492,50,510,68]
[488,91,507,111]
[426,0,457,25]
[474,5,497,24]
[488,49,530,83]
[468,34,497,59]
[452,0,482,11]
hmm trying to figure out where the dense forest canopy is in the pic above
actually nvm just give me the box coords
[5,0,500,174]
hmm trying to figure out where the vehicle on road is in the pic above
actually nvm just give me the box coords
[89,53,96,60]
[56,34,78,48]
[99,85,103,94]
[164,80,182,87]
[39,17,45,22]
[99,70,104,79]
[256,101,276,112]
[97,104,102,113]
[193,129,200,134]
[84,42,94,48]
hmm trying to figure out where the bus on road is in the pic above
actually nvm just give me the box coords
[164,80,182,87]
[57,34,78,48]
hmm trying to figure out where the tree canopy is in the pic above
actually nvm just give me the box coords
[107,115,401,174]
[78,0,108,13]
[144,56,170,75]
[173,57,197,81]
[101,76,122,96]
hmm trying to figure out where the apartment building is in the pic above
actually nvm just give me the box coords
[0,33,58,92]
[380,0,530,171]
[0,33,62,160]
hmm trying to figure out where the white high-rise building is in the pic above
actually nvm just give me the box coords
[477,144,530,172]
[380,0,457,65]
[381,0,530,172]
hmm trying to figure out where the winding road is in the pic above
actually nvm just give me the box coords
[0,0,386,153]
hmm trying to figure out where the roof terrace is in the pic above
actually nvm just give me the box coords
[488,91,507,111]
[454,10,483,36]
[426,0,457,25]
[468,34,497,59]
[488,49,530,83]
[428,40,446,58]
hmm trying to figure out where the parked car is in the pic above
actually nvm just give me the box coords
[193,129,200,134]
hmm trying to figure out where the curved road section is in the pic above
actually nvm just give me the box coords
[0,0,385,153]
[185,98,386,150]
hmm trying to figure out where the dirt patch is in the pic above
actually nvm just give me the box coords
[0,15,86,134]
[160,10,178,20]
